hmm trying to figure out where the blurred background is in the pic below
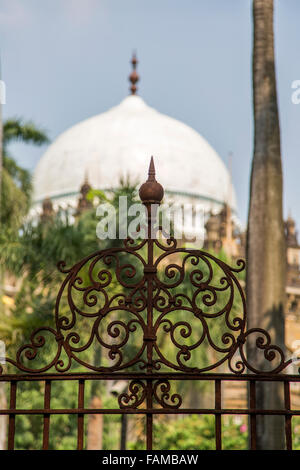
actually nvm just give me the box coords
[1,0,300,451]
[1,0,300,226]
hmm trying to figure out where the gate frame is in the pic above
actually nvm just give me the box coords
[1,158,299,450]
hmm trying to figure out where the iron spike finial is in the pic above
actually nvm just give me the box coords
[129,52,139,95]
[148,156,155,181]
[139,156,164,205]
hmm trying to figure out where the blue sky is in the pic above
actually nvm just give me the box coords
[1,0,300,228]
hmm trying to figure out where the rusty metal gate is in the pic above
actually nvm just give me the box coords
[1,159,299,450]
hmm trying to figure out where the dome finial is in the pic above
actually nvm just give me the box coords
[148,156,155,181]
[129,51,139,95]
[139,157,164,204]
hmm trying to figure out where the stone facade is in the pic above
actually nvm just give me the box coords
[205,207,300,353]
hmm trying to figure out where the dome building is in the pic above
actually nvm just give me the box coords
[15,54,300,362]
[32,55,237,233]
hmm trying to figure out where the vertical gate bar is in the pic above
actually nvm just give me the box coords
[143,160,157,451]
[215,379,222,450]
[284,381,292,450]
[7,381,17,450]
[146,414,152,450]
[146,379,153,451]
[42,380,51,450]
[249,380,256,450]
[77,379,85,450]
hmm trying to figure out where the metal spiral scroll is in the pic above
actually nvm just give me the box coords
[1,159,293,376]
[118,379,182,409]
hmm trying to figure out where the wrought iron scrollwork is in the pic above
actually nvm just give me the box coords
[118,380,147,409]
[1,159,293,376]
[153,380,182,409]
[117,379,182,410]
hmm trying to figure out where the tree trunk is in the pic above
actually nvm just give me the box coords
[0,382,7,450]
[87,349,103,450]
[246,0,285,449]
[87,395,103,450]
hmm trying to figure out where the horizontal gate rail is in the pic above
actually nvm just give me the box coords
[1,409,300,416]
[1,373,300,382]
[1,375,299,450]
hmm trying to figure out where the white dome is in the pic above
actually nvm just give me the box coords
[33,95,236,211]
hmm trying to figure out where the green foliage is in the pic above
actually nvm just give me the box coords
[3,119,49,147]
[1,118,49,229]
[0,177,141,352]
[293,417,300,450]
[0,167,28,228]
[14,379,78,450]
[0,155,248,449]
[130,415,248,450]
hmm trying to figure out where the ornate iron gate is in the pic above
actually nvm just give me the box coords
[1,159,299,450]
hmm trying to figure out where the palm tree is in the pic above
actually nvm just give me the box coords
[0,117,49,450]
[1,118,49,229]
[246,0,285,449]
